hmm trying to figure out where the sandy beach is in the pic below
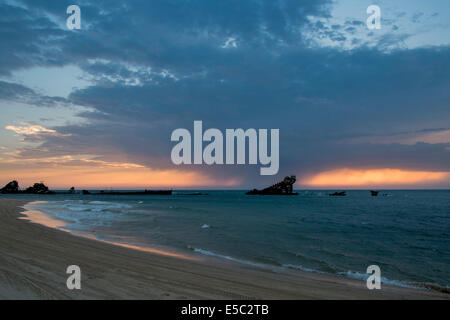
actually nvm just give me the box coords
[0,198,448,300]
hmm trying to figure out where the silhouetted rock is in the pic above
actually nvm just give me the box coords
[82,190,90,195]
[69,187,75,194]
[24,182,53,194]
[247,175,298,195]
[0,180,55,194]
[0,180,20,194]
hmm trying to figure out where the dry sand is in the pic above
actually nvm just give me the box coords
[0,198,448,300]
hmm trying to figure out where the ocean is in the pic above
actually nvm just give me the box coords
[7,190,450,290]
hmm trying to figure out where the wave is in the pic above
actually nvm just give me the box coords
[25,200,134,228]
[190,247,326,275]
[282,263,324,274]
[189,247,449,294]
[338,271,450,293]
[63,200,132,212]
[188,247,276,270]
[23,197,449,295]
[338,270,419,289]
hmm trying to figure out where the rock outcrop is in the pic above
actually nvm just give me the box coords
[0,180,20,194]
[25,182,52,194]
[0,180,54,194]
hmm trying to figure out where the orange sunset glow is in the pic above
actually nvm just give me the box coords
[0,161,241,189]
[301,168,450,188]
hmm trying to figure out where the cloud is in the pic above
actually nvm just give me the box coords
[0,153,145,169]
[0,2,68,75]
[412,12,424,23]
[0,0,331,76]
[0,155,241,189]
[5,124,57,135]
[4,124,69,144]
[0,0,449,188]
[344,128,450,145]
[0,81,68,107]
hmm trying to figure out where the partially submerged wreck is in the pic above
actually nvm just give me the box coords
[96,190,172,195]
[246,175,298,195]
[329,191,346,196]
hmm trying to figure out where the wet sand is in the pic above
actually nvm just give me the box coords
[0,198,448,299]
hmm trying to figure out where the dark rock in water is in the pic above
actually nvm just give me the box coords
[246,175,298,195]
[82,190,91,195]
[370,190,379,196]
[24,182,54,194]
[0,180,20,194]
[329,191,346,196]
[69,187,76,194]
[1,180,54,194]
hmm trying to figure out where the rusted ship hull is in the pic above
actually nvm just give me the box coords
[246,175,298,196]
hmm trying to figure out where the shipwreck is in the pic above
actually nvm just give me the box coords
[246,175,298,195]
[95,190,172,195]
[329,191,346,196]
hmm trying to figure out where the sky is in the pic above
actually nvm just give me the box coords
[0,0,449,189]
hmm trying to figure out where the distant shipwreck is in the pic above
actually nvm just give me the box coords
[329,191,346,196]
[246,175,298,195]
[94,190,172,195]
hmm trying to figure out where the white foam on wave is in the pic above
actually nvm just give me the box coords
[189,247,274,270]
[189,246,433,291]
[25,200,134,229]
[338,270,419,289]
[282,264,324,274]
[190,247,325,275]
[62,200,132,213]
[201,224,210,229]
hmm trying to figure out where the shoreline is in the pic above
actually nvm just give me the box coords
[0,198,448,299]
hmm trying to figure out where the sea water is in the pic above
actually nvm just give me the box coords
[7,190,450,290]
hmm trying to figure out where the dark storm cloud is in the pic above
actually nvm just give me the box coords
[5,0,330,72]
[0,2,69,75]
[55,46,450,185]
[1,0,450,186]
